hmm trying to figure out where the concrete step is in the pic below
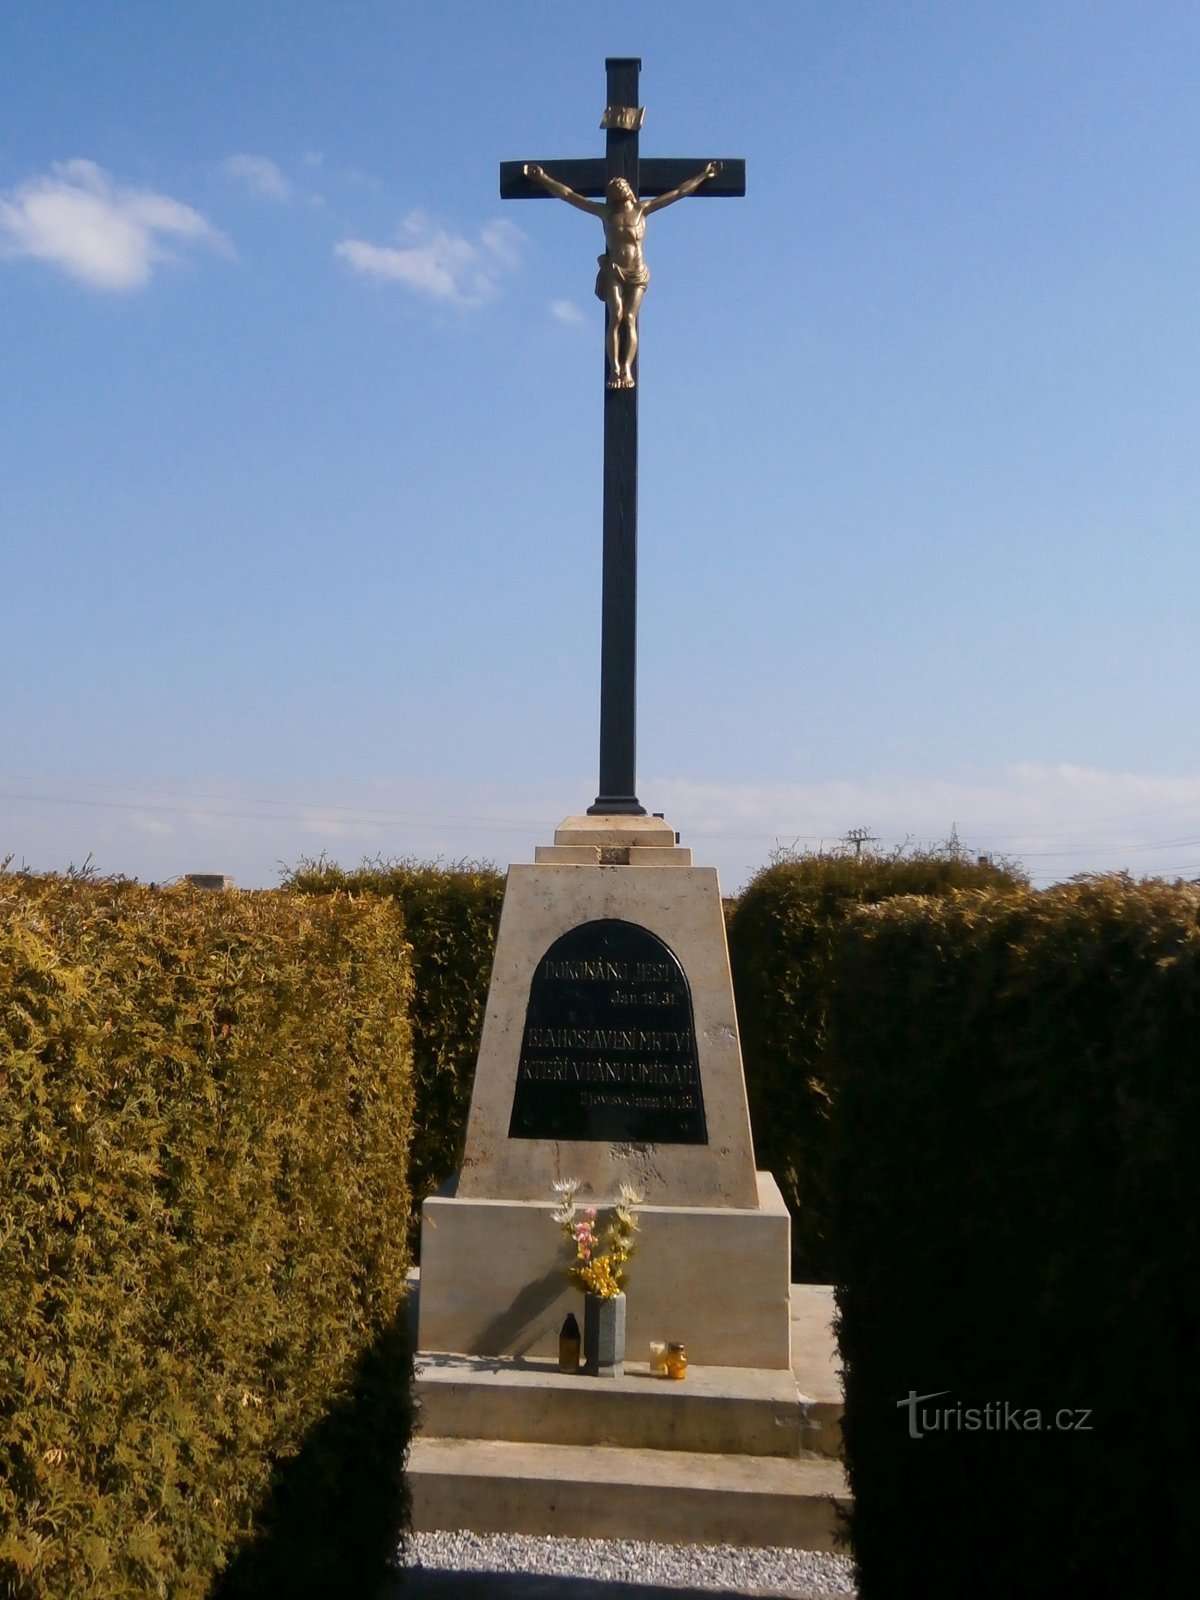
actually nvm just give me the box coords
[407,1274,844,1462]
[415,1353,809,1457]
[790,1283,843,1461]
[408,1436,850,1551]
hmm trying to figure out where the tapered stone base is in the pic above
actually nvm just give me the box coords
[421,813,792,1371]
[457,839,758,1210]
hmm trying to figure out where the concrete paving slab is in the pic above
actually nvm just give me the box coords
[409,1438,848,1549]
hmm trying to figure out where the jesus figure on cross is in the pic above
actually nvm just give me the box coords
[522,160,723,388]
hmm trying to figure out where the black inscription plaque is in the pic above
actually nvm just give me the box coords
[508,918,707,1144]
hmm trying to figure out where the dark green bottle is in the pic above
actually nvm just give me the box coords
[558,1312,581,1372]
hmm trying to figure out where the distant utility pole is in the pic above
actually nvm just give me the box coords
[844,826,878,859]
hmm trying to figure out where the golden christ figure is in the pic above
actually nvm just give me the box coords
[523,160,723,389]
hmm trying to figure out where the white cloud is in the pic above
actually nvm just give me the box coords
[7,763,1198,895]
[650,763,1200,887]
[303,151,370,187]
[222,153,291,201]
[479,220,522,270]
[335,211,524,308]
[551,299,584,325]
[0,159,228,290]
[130,813,174,837]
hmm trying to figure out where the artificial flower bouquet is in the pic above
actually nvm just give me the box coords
[550,1178,642,1299]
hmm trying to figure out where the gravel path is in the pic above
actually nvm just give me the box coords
[385,1531,857,1599]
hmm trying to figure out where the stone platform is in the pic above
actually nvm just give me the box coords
[407,1277,848,1551]
[418,1172,792,1370]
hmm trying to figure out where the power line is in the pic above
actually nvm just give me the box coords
[4,774,1199,874]
[0,774,547,829]
[0,789,543,835]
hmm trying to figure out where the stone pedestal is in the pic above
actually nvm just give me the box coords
[419,1171,791,1368]
[417,813,792,1370]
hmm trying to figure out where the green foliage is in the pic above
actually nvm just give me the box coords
[727,847,1025,1281]
[0,875,415,1599]
[828,875,1200,1600]
[283,856,504,1209]
[212,1312,413,1599]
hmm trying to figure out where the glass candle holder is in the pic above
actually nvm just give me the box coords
[665,1342,688,1381]
[649,1340,668,1376]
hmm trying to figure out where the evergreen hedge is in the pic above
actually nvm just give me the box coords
[829,875,1200,1600]
[0,875,416,1599]
[726,849,1023,1280]
[283,857,504,1209]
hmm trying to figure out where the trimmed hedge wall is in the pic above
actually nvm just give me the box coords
[726,851,1023,1281]
[829,876,1200,1600]
[0,876,416,1599]
[283,857,504,1209]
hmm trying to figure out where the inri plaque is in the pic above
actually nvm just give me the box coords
[508,919,706,1144]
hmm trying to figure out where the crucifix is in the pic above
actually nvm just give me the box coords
[502,57,745,817]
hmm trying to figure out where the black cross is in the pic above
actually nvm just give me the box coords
[502,57,745,817]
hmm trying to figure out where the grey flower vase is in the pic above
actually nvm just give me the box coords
[583,1291,626,1377]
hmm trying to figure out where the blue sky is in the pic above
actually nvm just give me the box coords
[3,1,1199,891]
